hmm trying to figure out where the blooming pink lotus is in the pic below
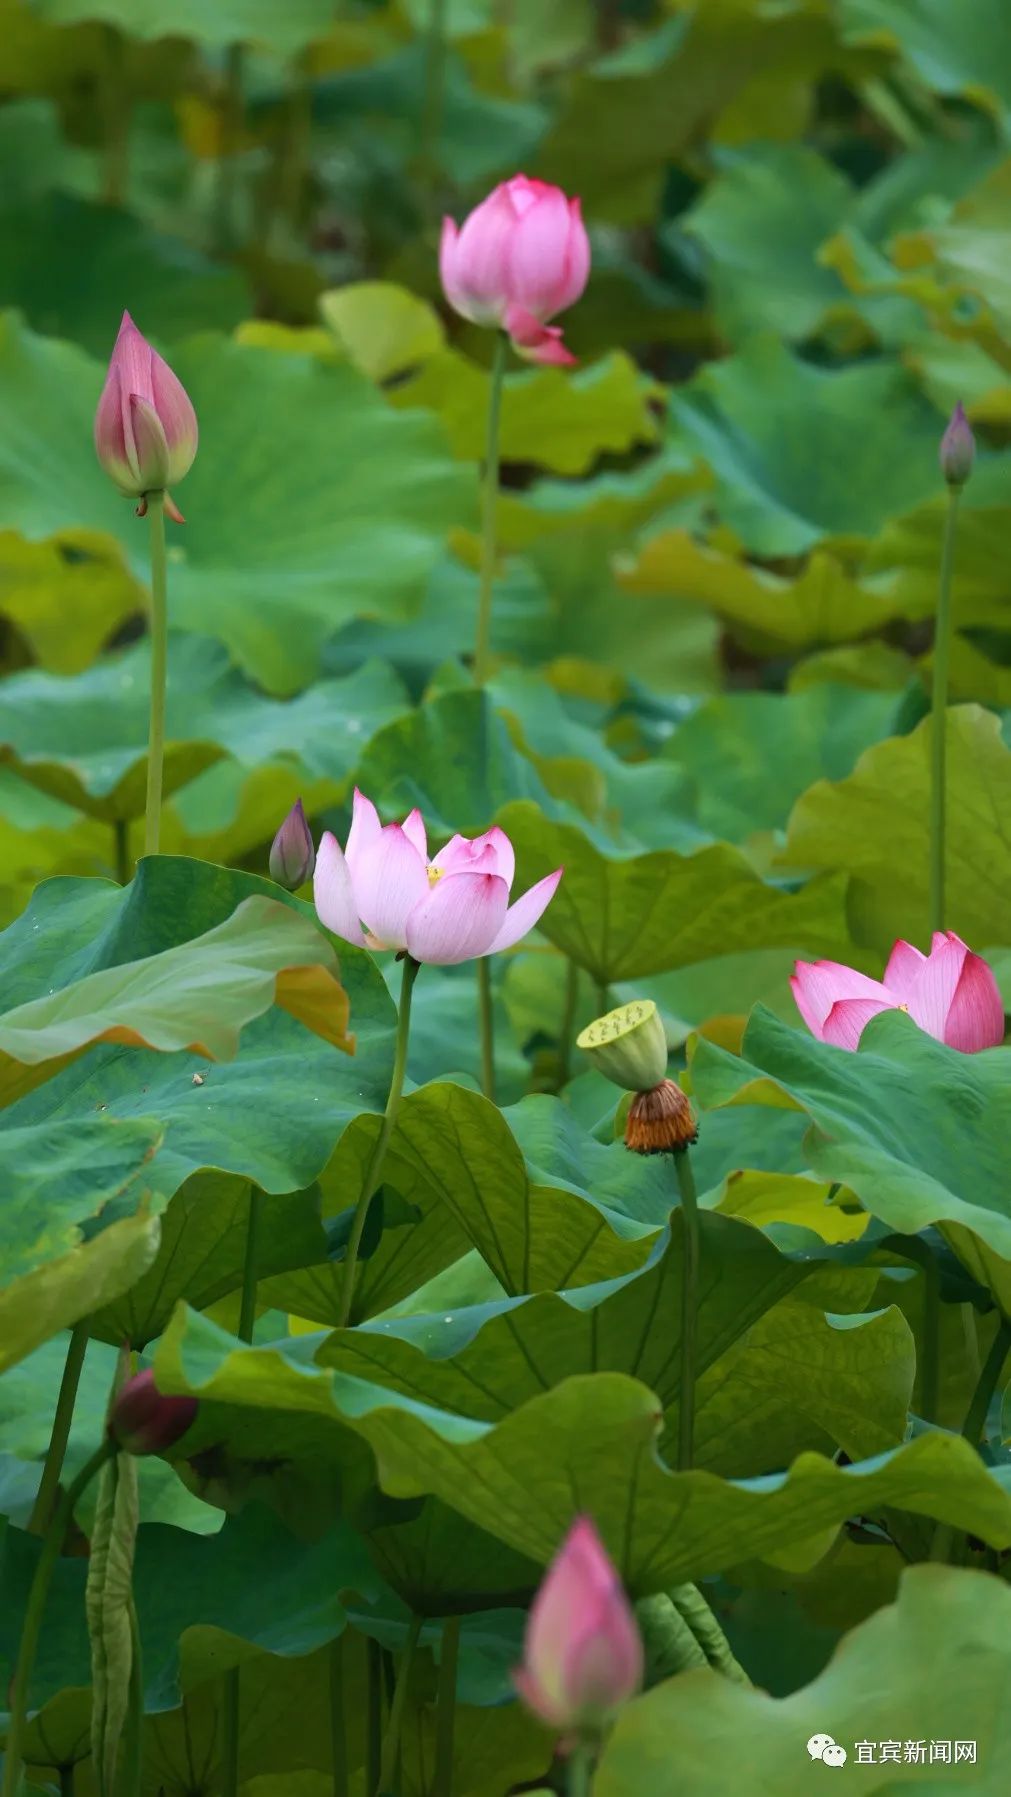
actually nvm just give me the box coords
[513,1516,643,1732]
[313,790,562,966]
[94,311,198,520]
[440,175,590,367]
[792,932,1004,1053]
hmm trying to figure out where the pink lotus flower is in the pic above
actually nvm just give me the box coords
[313,790,562,966]
[94,311,198,521]
[792,932,1004,1053]
[440,175,590,367]
[513,1516,643,1732]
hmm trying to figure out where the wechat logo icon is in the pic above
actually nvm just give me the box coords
[808,1734,848,1768]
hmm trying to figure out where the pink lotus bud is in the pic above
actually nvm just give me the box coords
[939,402,975,487]
[792,932,1004,1053]
[94,311,198,518]
[513,1516,643,1733]
[440,175,590,367]
[109,1370,198,1456]
[269,797,315,890]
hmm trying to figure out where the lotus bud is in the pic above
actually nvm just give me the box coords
[577,1000,668,1092]
[269,797,315,890]
[939,401,975,488]
[625,1079,698,1156]
[109,1370,198,1456]
[513,1515,643,1733]
[94,311,198,520]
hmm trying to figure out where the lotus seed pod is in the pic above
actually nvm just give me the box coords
[577,999,668,1092]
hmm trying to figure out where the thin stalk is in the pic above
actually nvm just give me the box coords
[472,331,508,685]
[219,1185,264,1795]
[338,956,420,1328]
[102,25,130,207]
[376,1615,422,1795]
[595,980,611,1017]
[477,957,495,1102]
[419,0,448,200]
[566,1742,594,1797]
[119,1599,144,1797]
[432,1615,461,1797]
[3,1439,116,1797]
[365,1638,383,1797]
[328,1635,348,1797]
[675,1150,700,1472]
[930,1317,1011,1564]
[929,485,961,934]
[113,818,130,884]
[60,1767,75,1797]
[143,493,168,857]
[557,958,579,1089]
[215,43,246,251]
[29,1323,89,1535]
[920,1250,941,1425]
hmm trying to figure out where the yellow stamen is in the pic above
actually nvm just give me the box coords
[427,865,443,886]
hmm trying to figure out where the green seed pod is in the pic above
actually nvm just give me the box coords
[577,999,668,1092]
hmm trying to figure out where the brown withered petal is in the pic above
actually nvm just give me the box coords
[625,1079,698,1155]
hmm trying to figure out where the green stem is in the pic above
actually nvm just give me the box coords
[143,493,168,858]
[595,980,611,1017]
[920,1250,941,1425]
[113,818,130,885]
[566,1742,594,1797]
[60,1767,75,1797]
[929,485,961,935]
[237,1184,264,1344]
[675,1150,700,1473]
[930,1316,1011,1564]
[557,958,579,1089]
[215,43,245,251]
[220,1669,240,1797]
[365,1638,383,1797]
[328,1634,347,1797]
[3,1439,116,1797]
[119,1599,143,1797]
[29,1323,89,1535]
[419,0,448,198]
[377,1615,422,1795]
[102,25,130,207]
[338,957,420,1329]
[432,1615,461,1797]
[477,957,496,1102]
[472,332,508,686]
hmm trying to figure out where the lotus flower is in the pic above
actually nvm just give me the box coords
[792,932,1004,1053]
[110,1370,198,1456]
[440,175,590,367]
[313,790,562,966]
[513,1516,643,1732]
[94,310,198,520]
[269,797,315,890]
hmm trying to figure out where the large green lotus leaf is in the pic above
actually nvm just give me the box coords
[0,1210,159,1373]
[0,194,249,355]
[670,336,945,556]
[496,801,851,985]
[355,689,551,836]
[1,859,396,1201]
[616,528,903,655]
[399,959,532,1102]
[693,1006,1011,1303]
[32,0,336,55]
[664,684,918,841]
[0,528,144,674]
[390,346,660,478]
[683,145,853,342]
[783,705,1011,952]
[0,634,409,820]
[596,1564,1011,1796]
[155,1318,1011,1588]
[842,0,1011,125]
[0,315,473,693]
[864,500,1011,631]
[0,1114,161,1286]
[887,159,1011,344]
[0,893,351,1105]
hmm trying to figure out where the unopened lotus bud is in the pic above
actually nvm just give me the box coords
[625,1079,697,1156]
[577,1000,668,1092]
[269,797,315,889]
[109,1370,198,1456]
[939,402,975,488]
[94,311,198,519]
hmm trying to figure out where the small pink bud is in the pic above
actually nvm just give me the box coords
[94,311,198,515]
[440,175,589,367]
[110,1370,198,1456]
[269,797,315,890]
[513,1516,643,1734]
[939,402,975,488]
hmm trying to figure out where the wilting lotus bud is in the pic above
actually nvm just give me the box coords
[577,1000,668,1092]
[94,311,198,519]
[513,1516,643,1733]
[109,1370,198,1456]
[939,402,975,488]
[269,797,315,890]
[626,1080,697,1156]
